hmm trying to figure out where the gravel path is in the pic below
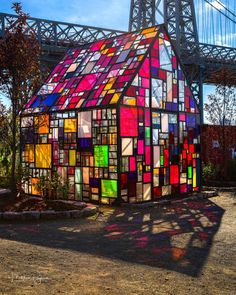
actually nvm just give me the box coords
[0,192,235,295]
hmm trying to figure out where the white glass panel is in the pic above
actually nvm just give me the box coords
[161,113,168,133]
[78,111,92,138]
[122,138,133,156]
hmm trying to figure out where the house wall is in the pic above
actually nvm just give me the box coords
[118,35,201,202]
[21,108,119,204]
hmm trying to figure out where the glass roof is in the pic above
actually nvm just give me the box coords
[24,27,160,113]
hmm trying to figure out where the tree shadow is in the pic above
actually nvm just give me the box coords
[0,198,224,277]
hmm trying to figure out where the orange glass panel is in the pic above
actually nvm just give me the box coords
[32,178,40,196]
[35,114,49,134]
[35,144,51,168]
[64,118,77,133]
[25,144,34,163]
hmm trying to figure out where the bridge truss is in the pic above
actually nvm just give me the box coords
[1,1,236,121]
[129,0,236,121]
[0,13,125,65]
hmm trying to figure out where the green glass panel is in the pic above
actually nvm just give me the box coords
[145,127,150,138]
[94,145,108,167]
[160,156,164,166]
[188,166,192,178]
[75,184,82,200]
[75,168,82,183]
[101,179,117,198]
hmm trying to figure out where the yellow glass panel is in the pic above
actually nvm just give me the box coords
[104,83,113,90]
[141,27,156,34]
[25,144,34,163]
[101,49,109,54]
[64,118,77,133]
[138,55,144,61]
[108,89,116,94]
[159,38,164,45]
[110,93,121,104]
[124,97,136,105]
[35,144,51,168]
[193,168,197,187]
[32,178,40,196]
[69,150,76,166]
[34,114,49,134]
[145,32,158,38]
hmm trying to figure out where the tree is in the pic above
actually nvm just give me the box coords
[0,3,41,192]
[204,86,236,126]
[0,101,11,177]
[204,68,236,179]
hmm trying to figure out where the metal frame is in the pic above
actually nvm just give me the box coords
[129,0,236,123]
[0,12,125,65]
[1,4,236,119]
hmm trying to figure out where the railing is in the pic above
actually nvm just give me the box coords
[0,13,125,48]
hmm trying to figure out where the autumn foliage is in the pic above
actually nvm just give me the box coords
[0,3,41,192]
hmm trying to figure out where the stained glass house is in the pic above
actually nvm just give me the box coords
[21,26,201,204]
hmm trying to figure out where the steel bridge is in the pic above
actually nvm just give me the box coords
[0,0,236,121]
[0,12,125,65]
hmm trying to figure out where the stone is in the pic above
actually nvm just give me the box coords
[3,212,21,220]
[21,211,40,221]
[40,210,56,220]
[69,210,83,218]
[81,206,98,217]
[54,211,71,219]
[0,188,11,196]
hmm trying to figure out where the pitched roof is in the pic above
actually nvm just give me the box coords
[24,26,161,113]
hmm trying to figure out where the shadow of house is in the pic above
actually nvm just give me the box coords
[0,198,224,277]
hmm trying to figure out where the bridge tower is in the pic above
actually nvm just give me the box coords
[129,0,203,121]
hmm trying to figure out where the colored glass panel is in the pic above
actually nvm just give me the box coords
[64,118,77,133]
[35,114,49,134]
[170,165,179,184]
[69,150,76,166]
[122,138,133,156]
[35,144,51,168]
[32,178,40,196]
[94,145,108,167]
[25,144,34,163]
[78,111,91,138]
[120,107,138,137]
[101,179,117,198]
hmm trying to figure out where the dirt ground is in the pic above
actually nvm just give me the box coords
[0,191,235,295]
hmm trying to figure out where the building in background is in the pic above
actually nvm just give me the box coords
[201,125,236,178]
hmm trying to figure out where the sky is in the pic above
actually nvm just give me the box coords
[0,0,218,117]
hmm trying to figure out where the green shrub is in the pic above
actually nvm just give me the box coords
[35,172,70,200]
[202,162,219,183]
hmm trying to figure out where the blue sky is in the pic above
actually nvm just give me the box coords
[0,0,130,30]
[0,0,217,115]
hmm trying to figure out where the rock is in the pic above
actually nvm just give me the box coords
[40,210,56,220]
[49,200,87,210]
[0,188,11,196]
[54,211,71,219]
[202,191,218,198]
[2,212,21,220]
[21,211,40,221]
[81,206,98,217]
[69,210,83,218]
